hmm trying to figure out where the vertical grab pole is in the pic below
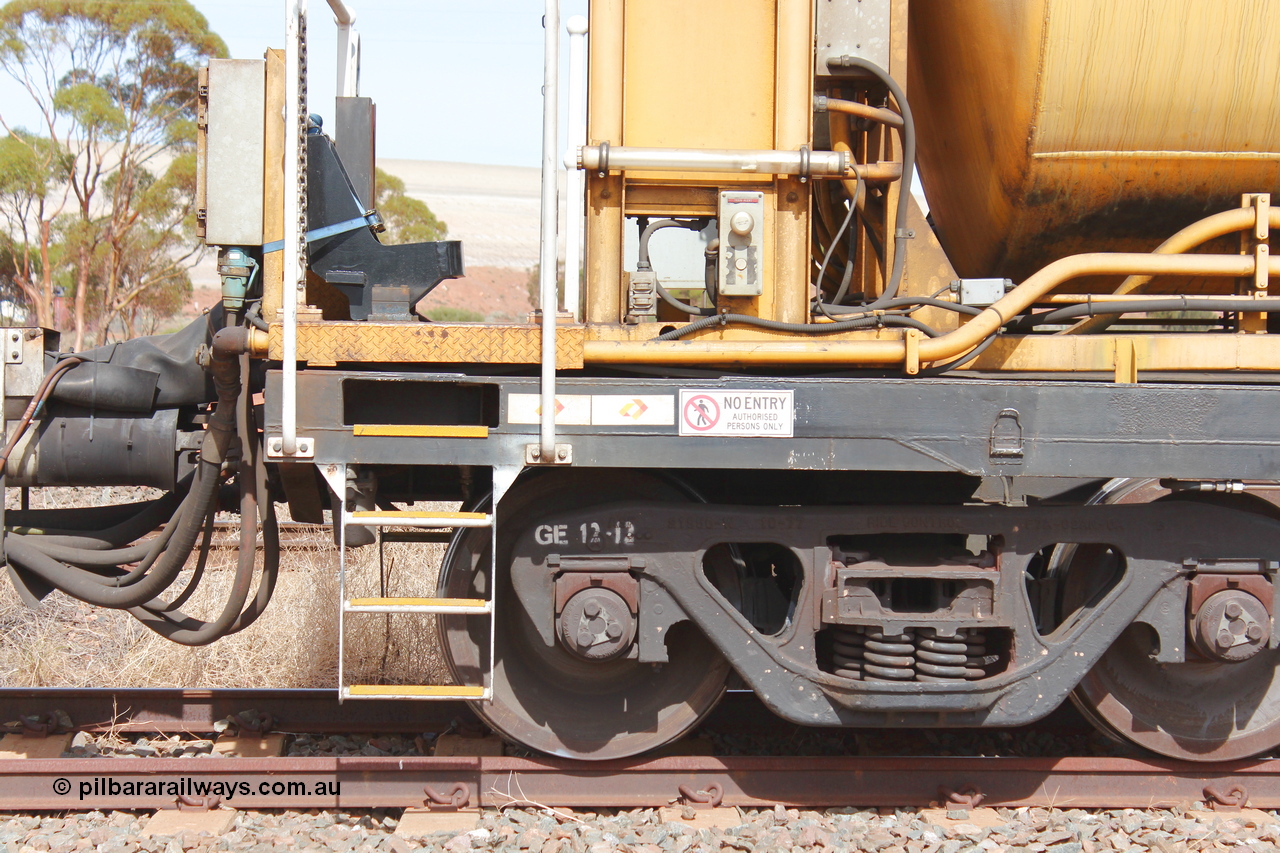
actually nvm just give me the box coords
[328,0,359,97]
[538,0,561,461]
[563,16,588,322]
[282,0,308,457]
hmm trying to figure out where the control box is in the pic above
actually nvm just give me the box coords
[718,191,765,297]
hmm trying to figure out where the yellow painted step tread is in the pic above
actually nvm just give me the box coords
[349,510,488,520]
[347,597,487,608]
[346,685,486,698]
[353,424,489,438]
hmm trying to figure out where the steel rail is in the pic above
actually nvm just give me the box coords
[2,754,1280,810]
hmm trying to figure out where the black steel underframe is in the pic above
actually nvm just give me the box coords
[269,370,1280,479]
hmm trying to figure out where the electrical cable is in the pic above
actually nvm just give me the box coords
[638,218,716,316]
[826,56,916,310]
[0,356,83,472]
[1010,297,1280,330]
[655,312,938,341]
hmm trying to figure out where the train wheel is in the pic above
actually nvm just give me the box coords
[1056,479,1280,761]
[436,470,730,760]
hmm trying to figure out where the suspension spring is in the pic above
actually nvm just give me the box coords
[915,627,987,681]
[832,627,917,680]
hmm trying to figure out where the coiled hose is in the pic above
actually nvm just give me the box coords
[3,326,276,644]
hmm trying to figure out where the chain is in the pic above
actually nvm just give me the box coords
[294,6,309,291]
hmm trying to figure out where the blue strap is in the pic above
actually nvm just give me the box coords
[263,213,377,254]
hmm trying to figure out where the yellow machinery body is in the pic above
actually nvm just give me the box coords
[910,0,1280,284]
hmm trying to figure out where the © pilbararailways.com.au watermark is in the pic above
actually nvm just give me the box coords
[53,777,339,801]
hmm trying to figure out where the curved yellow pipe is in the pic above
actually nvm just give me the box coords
[825,98,904,129]
[1066,207,1280,334]
[583,252,1280,366]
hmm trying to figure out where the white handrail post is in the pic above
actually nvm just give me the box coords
[328,0,360,97]
[563,16,588,322]
[283,0,308,457]
[538,0,561,461]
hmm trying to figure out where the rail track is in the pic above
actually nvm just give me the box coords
[1,690,1278,812]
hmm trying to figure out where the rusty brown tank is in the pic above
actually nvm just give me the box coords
[908,0,1280,285]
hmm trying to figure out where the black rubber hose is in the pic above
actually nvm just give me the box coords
[4,327,247,609]
[5,493,183,551]
[127,477,259,646]
[4,495,177,534]
[916,331,1000,377]
[821,296,984,317]
[1011,298,1280,330]
[655,312,938,341]
[826,55,916,309]
[639,219,715,317]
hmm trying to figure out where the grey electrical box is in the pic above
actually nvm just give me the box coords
[956,278,1013,307]
[718,191,765,297]
[201,59,266,247]
[815,0,892,77]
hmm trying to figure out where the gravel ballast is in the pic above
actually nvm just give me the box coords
[2,806,1278,852]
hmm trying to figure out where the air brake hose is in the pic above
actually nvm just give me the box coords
[4,327,248,609]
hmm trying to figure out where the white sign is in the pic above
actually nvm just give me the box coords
[679,389,794,437]
[591,395,675,426]
[508,394,675,426]
[508,394,591,425]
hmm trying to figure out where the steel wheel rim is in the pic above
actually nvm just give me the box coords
[436,470,730,760]
[1061,479,1280,761]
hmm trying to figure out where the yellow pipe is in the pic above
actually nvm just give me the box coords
[1067,207,1280,334]
[583,252,1280,366]
[826,98,904,129]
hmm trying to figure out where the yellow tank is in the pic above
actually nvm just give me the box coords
[908,0,1280,285]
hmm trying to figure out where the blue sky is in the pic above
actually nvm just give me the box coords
[0,1,587,168]
[194,1,589,166]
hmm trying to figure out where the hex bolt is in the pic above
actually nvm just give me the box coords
[1226,601,1243,619]
[1218,629,1235,648]
[583,600,600,618]
[576,629,594,648]
[606,622,623,640]
[1249,624,1265,641]
[557,447,568,460]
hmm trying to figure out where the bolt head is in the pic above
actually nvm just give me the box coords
[1226,601,1244,619]
[1218,629,1235,648]
[576,630,594,648]
[605,622,623,640]
[1248,624,1265,641]
[583,600,600,618]
[557,447,568,460]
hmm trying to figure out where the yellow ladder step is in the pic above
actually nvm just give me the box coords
[349,510,492,529]
[353,424,489,438]
[344,685,488,700]
[345,597,490,614]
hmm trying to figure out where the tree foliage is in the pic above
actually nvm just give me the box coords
[375,167,446,245]
[0,0,226,347]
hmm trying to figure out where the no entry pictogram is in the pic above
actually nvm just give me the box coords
[682,394,720,432]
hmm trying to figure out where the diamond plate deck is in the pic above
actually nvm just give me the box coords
[267,322,584,368]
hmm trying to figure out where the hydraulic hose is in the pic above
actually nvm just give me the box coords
[826,56,916,309]
[4,327,248,609]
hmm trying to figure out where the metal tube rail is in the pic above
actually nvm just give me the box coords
[582,251,1280,365]
[577,145,851,178]
[563,16,589,322]
[281,0,308,457]
[538,0,561,461]
[327,0,360,98]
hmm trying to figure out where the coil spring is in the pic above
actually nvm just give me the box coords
[915,627,988,681]
[831,627,916,681]
[831,627,990,682]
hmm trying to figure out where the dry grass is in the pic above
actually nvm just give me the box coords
[0,488,456,689]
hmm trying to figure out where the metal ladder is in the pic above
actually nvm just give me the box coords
[336,494,495,701]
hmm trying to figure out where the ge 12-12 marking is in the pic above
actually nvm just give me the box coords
[535,521,637,546]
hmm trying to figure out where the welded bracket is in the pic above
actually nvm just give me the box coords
[267,435,314,458]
